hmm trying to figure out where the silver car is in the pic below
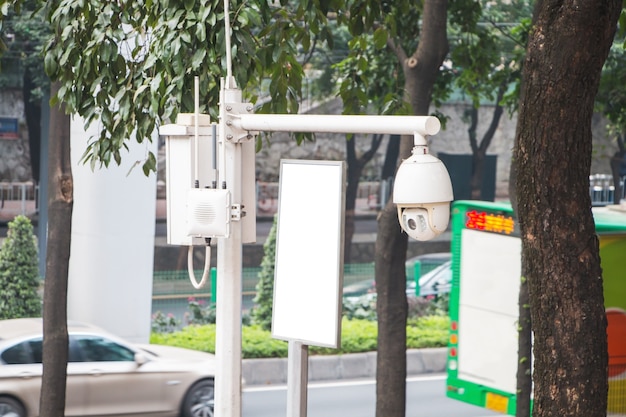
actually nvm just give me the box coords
[0,318,215,417]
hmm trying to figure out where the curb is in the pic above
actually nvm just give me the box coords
[242,347,447,386]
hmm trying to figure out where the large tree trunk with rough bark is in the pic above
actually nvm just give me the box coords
[375,1,449,416]
[513,1,620,416]
[39,81,73,417]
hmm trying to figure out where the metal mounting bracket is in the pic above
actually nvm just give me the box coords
[231,203,243,221]
[223,102,258,143]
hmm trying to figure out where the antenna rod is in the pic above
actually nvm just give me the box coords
[224,0,234,88]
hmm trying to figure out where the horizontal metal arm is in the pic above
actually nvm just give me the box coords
[232,114,441,136]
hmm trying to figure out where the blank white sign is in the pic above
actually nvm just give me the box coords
[458,228,522,394]
[271,160,346,348]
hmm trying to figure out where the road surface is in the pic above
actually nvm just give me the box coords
[243,374,499,417]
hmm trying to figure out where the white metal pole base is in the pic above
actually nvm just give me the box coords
[287,341,309,417]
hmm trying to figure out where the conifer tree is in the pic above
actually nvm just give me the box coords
[0,215,41,319]
[252,215,278,331]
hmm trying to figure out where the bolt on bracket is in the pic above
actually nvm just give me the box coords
[222,102,258,143]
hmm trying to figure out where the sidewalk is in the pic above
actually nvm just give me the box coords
[242,347,447,386]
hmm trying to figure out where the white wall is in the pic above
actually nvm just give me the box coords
[68,116,157,343]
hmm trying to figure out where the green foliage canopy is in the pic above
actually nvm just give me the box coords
[0,0,50,95]
[597,44,626,140]
[1,0,345,174]
[0,0,538,177]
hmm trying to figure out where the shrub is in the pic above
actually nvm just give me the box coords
[342,294,377,321]
[311,318,379,355]
[150,316,449,358]
[242,325,288,358]
[406,315,450,348]
[176,297,251,327]
[151,311,181,333]
[407,293,449,319]
[151,323,216,352]
[0,215,41,319]
[343,292,449,322]
[185,297,216,325]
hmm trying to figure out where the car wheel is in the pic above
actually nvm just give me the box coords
[0,397,25,417]
[182,379,214,417]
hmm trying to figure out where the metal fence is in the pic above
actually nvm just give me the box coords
[0,181,38,216]
[1,176,624,217]
[590,174,626,206]
[151,263,379,323]
[151,259,450,325]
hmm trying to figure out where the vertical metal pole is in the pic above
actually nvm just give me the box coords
[20,183,26,214]
[286,341,309,417]
[38,92,50,277]
[214,84,243,417]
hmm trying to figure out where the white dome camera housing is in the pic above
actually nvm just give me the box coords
[393,144,453,241]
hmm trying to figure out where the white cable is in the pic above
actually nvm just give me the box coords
[187,244,211,289]
[224,0,233,88]
[194,76,200,182]
[187,76,211,290]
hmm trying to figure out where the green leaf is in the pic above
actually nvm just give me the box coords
[44,52,58,77]
[191,49,206,69]
[373,27,387,49]
[237,10,249,26]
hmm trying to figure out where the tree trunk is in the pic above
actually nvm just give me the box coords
[375,203,408,417]
[345,134,384,263]
[345,137,359,263]
[381,134,401,180]
[375,1,449,416]
[468,83,506,200]
[513,1,620,416]
[39,81,72,417]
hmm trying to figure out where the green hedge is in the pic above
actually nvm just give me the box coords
[150,315,449,359]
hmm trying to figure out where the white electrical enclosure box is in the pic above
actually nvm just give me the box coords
[161,113,217,246]
[186,187,231,238]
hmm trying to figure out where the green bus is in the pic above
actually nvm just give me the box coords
[445,200,626,414]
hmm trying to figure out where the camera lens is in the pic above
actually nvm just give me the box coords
[407,218,417,230]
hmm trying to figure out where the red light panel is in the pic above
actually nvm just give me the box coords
[465,210,515,235]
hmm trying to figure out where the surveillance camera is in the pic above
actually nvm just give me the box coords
[398,204,450,241]
[393,147,453,241]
